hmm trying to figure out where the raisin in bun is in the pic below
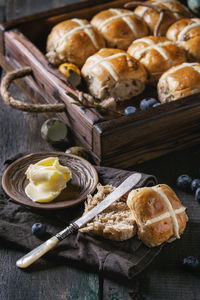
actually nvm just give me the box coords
[80,184,137,241]
[127,184,188,247]
[91,8,149,50]
[166,18,200,62]
[134,0,191,35]
[157,62,200,103]
[46,18,105,67]
[128,36,186,85]
[81,48,147,101]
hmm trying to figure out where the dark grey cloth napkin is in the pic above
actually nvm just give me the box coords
[0,154,162,279]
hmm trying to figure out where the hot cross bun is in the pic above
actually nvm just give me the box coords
[46,18,105,67]
[127,184,188,247]
[127,36,186,85]
[91,8,149,50]
[157,62,200,103]
[134,0,191,35]
[166,18,200,63]
[81,48,147,101]
[80,184,137,241]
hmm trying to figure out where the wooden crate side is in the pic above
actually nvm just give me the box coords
[0,49,55,123]
[6,30,102,122]
[92,125,102,159]
[97,98,200,165]
[99,126,200,168]
[3,29,105,149]
[1,59,93,149]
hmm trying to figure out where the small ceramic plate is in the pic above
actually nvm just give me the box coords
[2,152,98,210]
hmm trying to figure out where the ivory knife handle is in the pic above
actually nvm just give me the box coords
[16,236,60,268]
[16,223,78,268]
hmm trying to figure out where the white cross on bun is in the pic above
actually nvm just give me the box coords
[134,0,191,35]
[91,8,149,50]
[127,184,188,247]
[81,48,147,101]
[157,62,200,103]
[46,18,105,67]
[166,18,200,63]
[127,36,186,85]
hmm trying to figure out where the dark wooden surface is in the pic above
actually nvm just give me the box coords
[1,1,200,300]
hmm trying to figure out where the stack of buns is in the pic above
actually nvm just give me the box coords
[80,183,188,247]
[46,0,200,106]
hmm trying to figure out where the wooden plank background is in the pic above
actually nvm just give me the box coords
[1,1,200,299]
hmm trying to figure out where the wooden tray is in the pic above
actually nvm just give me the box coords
[0,0,200,168]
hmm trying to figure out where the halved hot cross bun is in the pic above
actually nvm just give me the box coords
[127,184,188,247]
[91,8,149,50]
[134,0,191,35]
[81,48,147,101]
[166,18,200,63]
[46,18,105,67]
[127,36,186,85]
[80,184,137,241]
[157,62,200,103]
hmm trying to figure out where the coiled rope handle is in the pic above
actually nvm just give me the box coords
[0,67,66,113]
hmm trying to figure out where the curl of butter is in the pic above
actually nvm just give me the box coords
[25,157,72,203]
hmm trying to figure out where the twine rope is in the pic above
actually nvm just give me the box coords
[0,67,66,113]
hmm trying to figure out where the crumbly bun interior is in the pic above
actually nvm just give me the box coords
[80,184,137,241]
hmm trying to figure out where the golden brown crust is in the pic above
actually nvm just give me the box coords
[81,48,147,101]
[128,36,186,85]
[157,62,200,103]
[91,8,149,50]
[134,0,191,35]
[46,18,105,67]
[166,18,200,62]
[138,218,173,247]
[127,184,188,247]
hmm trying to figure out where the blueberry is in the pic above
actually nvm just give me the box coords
[195,187,200,203]
[182,256,199,270]
[140,98,158,111]
[191,178,200,193]
[32,223,46,237]
[176,174,192,192]
[124,106,137,115]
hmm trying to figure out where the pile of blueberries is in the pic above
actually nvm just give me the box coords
[176,174,200,270]
[124,97,160,115]
[176,174,200,201]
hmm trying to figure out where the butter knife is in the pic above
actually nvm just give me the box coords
[16,172,141,268]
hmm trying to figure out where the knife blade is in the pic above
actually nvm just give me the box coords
[16,172,141,268]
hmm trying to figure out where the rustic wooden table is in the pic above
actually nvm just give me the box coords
[1,1,200,299]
